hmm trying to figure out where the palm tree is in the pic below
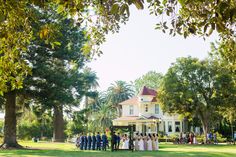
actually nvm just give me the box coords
[82,67,99,109]
[90,103,115,132]
[107,81,134,117]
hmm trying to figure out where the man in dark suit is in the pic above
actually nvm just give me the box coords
[112,132,117,150]
[92,133,96,150]
[102,132,107,151]
[87,133,92,150]
[80,133,84,150]
[116,133,121,149]
[84,133,88,150]
[96,132,101,150]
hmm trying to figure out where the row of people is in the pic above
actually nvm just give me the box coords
[134,133,159,151]
[76,132,108,151]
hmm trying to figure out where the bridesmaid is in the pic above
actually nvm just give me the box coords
[147,133,152,151]
[155,133,159,150]
[143,133,147,150]
[134,133,139,151]
[138,133,144,151]
[152,133,156,150]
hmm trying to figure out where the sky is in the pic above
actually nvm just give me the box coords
[88,6,218,91]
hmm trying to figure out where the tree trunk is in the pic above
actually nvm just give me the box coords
[52,105,64,142]
[1,91,21,148]
[231,123,234,142]
[183,117,189,132]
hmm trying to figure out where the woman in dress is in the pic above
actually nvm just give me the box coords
[155,133,159,150]
[122,135,126,149]
[147,133,152,151]
[134,133,139,151]
[124,134,129,149]
[152,133,156,150]
[138,133,144,151]
[143,133,147,150]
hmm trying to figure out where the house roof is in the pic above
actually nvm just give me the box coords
[113,115,160,122]
[119,96,139,105]
[151,97,158,102]
[138,86,157,96]
[113,116,139,121]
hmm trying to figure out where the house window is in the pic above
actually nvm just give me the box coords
[129,105,134,115]
[155,104,160,114]
[145,104,148,112]
[168,121,173,132]
[175,121,180,132]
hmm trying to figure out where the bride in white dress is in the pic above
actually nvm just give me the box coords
[122,134,129,149]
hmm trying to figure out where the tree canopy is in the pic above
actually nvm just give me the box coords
[158,56,235,142]
[134,71,163,93]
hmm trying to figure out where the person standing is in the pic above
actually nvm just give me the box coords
[80,133,84,150]
[139,133,144,151]
[96,132,101,150]
[102,132,107,151]
[84,134,88,150]
[117,133,121,149]
[147,133,152,151]
[143,133,148,150]
[87,133,92,150]
[134,132,139,151]
[155,133,159,150]
[112,132,117,150]
[152,134,156,150]
[92,133,96,150]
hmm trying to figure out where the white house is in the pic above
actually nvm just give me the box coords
[113,86,183,135]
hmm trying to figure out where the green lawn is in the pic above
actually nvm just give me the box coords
[0,141,236,157]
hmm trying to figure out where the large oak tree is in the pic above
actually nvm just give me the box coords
[158,57,235,142]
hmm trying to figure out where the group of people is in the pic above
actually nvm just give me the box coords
[133,133,159,151]
[76,132,108,151]
[177,132,197,144]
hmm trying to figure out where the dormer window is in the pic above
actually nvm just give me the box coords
[155,104,160,114]
[145,104,148,112]
[129,105,134,115]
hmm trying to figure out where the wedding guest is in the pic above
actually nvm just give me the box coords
[147,133,152,151]
[96,132,101,150]
[152,134,156,150]
[134,132,139,151]
[92,133,96,150]
[102,132,107,151]
[139,133,144,151]
[155,133,159,150]
[84,133,88,150]
[143,133,148,150]
[116,133,121,149]
[87,133,92,150]
[80,133,84,150]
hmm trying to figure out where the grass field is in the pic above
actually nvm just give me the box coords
[0,141,236,157]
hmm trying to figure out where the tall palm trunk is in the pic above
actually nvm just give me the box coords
[1,90,21,148]
[53,105,64,142]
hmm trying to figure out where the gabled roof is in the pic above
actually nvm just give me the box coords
[119,96,139,105]
[138,86,157,96]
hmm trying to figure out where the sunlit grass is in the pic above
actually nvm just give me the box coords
[0,141,235,157]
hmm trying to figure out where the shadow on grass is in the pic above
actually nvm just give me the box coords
[0,145,236,157]
[0,150,235,157]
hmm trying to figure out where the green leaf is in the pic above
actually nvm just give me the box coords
[133,0,144,10]
[110,4,119,14]
[53,41,61,46]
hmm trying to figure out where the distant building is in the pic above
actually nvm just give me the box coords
[113,86,183,135]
